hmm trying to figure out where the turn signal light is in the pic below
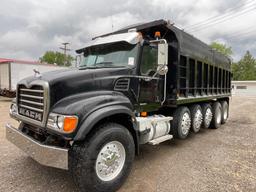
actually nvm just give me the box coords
[63,116,78,133]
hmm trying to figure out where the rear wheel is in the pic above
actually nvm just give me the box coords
[201,103,213,129]
[210,102,222,129]
[220,101,229,124]
[171,106,191,139]
[69,123,135,192]
[189,105,203,133]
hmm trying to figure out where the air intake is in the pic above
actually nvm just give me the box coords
[114,78,130,91]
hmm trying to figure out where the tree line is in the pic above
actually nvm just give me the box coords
[210,42,255,80]
[40,51,74,67]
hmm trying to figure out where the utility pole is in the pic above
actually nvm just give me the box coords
[59,42,71,66]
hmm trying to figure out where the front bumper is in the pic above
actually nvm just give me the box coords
[5,123,68,170]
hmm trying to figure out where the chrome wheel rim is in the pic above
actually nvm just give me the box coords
[181,112,191,135]
[205,108,213,127]
[96,141,126,182]
[216,107,221,124]
[194,109,203,131]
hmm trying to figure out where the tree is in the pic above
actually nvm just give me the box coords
[232,51,256,80]
[40,51,74,66]
[210,42,233,57]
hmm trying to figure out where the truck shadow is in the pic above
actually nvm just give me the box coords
[18,127,218,192]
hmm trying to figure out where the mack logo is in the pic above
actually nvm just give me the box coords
[19,107,42,121]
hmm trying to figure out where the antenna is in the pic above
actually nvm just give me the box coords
[111,15,114,32]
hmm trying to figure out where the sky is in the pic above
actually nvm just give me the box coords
[0,0,255,62]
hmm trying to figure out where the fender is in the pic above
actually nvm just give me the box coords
[74,104,140,154]
[49,91,139,146]
[74,105,137,141]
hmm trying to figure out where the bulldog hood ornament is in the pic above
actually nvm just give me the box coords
[33,69,41,78]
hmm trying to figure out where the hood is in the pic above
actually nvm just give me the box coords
[19,67,133,107]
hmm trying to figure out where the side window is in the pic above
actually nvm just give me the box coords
[82,55,97,66]
[140,46,157,75]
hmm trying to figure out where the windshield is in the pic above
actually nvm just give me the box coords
[79,42,138,69]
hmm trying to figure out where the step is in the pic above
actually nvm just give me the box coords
[148,134,173,145]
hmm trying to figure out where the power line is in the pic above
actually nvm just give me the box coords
[227,26,256,38]
[227,29,256,40]
[188,5,256,32]
[185,0,255,29]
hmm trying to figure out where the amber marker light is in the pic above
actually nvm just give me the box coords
[140,112,148,117]
[63,116,78,133]
[155,31,161,38]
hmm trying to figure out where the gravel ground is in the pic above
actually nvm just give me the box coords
[0,96,256,192]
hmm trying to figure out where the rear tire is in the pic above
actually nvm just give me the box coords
[201,103,213,129]
[171,106,191,139]
[189,105,203,133]
[69,123,135,192]
[210,102,222,129]
[220,101,229,124]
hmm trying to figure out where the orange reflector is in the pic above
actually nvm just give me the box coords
[140,112,148,117]
[155,31,161,38]
[63,116,78,133]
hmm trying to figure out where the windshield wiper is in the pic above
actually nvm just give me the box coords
[79,66,98,70]
[95,61,113,65]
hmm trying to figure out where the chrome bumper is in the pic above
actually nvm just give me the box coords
[5,123,68,170]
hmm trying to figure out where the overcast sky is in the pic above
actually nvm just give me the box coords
[0,0,255,61]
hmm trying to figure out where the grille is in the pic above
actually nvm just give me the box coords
[114,78,130,91]
[17,85,45,122]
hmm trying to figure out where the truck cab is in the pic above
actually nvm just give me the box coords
[6,19,231,192]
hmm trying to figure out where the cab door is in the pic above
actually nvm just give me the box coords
[138,45,164,106]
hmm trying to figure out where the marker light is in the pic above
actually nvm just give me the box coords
[140,112,148,117]
[155,31,161,38]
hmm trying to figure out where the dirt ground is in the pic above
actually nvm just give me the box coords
[0,96,256,192]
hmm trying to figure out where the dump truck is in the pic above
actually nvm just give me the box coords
[6,19,231,192]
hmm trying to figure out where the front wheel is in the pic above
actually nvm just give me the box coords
[69,123,135,192]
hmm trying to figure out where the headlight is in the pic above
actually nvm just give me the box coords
[47,113,78,133]
[9,103,17,116]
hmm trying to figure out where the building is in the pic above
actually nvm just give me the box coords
[0,58,67,96]
[232,81,256,96]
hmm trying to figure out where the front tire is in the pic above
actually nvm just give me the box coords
[69,123,135,192]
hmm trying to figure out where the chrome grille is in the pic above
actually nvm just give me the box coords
[18,85,45,122]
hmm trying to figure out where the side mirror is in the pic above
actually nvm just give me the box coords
[157,43,168,75]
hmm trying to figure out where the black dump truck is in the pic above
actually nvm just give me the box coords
[6,19,231,192]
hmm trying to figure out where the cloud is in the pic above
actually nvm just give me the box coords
[0,0,255,61]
